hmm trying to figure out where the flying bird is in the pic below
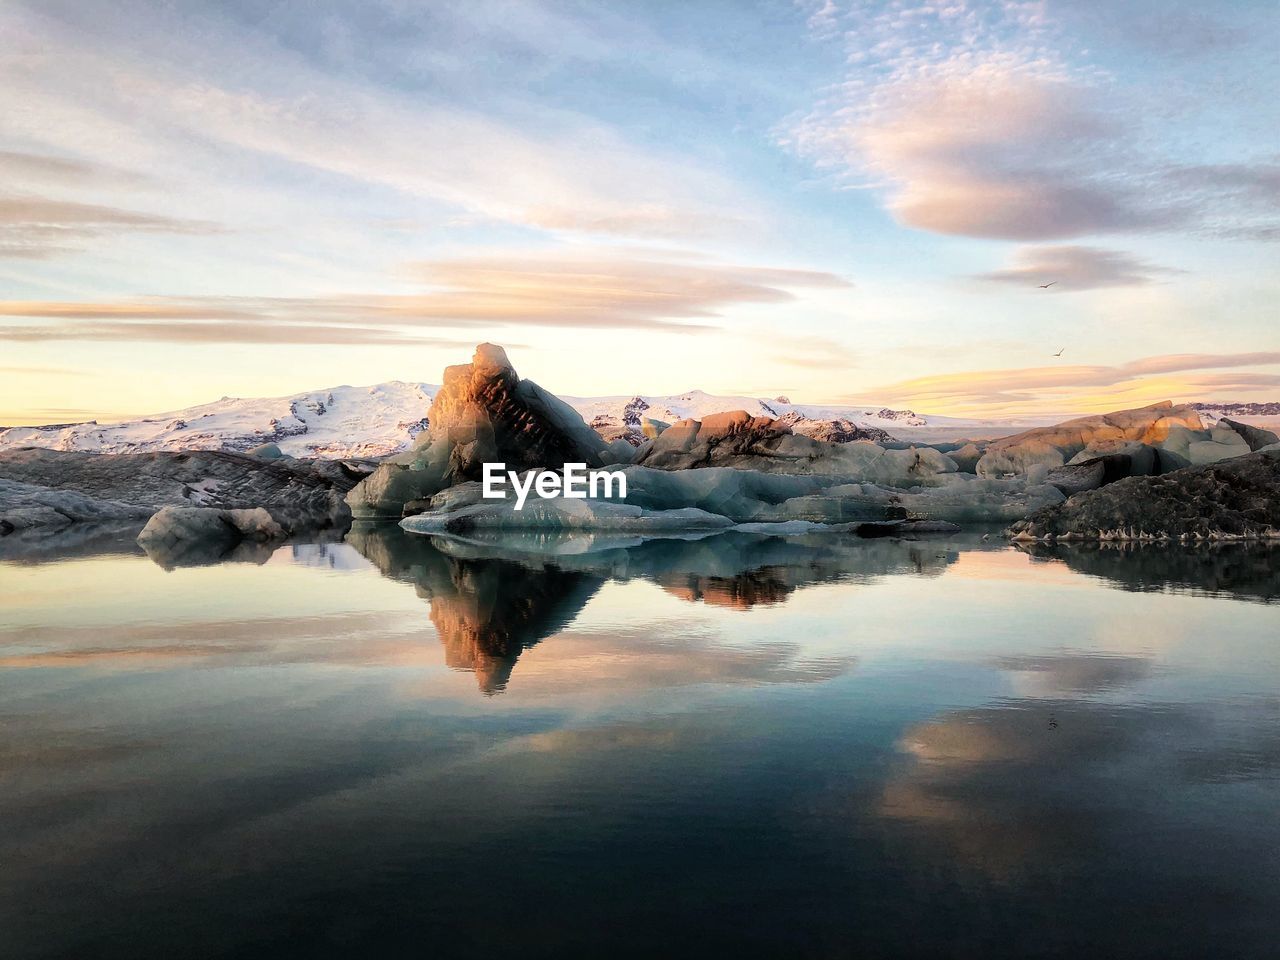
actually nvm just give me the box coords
[1038,281,1057,289]
[1053,347,1065,357]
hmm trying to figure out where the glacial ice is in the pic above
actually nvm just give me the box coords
[398,463,1063,536]
[633,410,959,481]
[137,505,286,548]
[0,477,152,532]
[347,344,624,519]
[976,402,1203,478]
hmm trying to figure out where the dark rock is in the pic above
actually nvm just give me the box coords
[853,519,961,538]
[1007,451,1280,541]
[855,520,902,538]
[1044,452,1157,495]
[1045,458,1108,495]
[0,447,358,531]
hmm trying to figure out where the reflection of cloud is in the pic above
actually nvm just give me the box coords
[995,654,1152,698]
[0,250,849,343]
[883,694,1280,878]
[510,627,856,695]
[974,245,1181,290]
[0,610,429,671]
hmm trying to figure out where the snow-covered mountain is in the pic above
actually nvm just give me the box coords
[0,383,437,459]
[564,390,935,445]
[0,382,1067,459]
[1192,401,1280,416]
[1191,402,1280,428]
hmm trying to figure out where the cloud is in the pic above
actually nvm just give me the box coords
[859,72,1179,241]
[0,4,755,241]
[789,5,1280,241]
[974,245,1182,289]
[0,195,220,259]
[769,333,860,369]
[0,365,87,376]
[1054,0,1251,59]
[864,351,1280,412]
[794,62,1182,241]
[0,149,149,187]
[0,320,471,347]
[0,249,851,344]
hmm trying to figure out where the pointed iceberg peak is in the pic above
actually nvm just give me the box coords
[472,342,513,378]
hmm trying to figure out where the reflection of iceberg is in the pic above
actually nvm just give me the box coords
[139,536,279,571]
[419,528,964,587]
[346,523,603,694]
[0,520,145,563]
[428,561,602,694]
[659,567,796,609]
[1015,540,1280,603]
[347,524,969,690]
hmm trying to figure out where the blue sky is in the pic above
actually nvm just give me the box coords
[1,0,1277,422]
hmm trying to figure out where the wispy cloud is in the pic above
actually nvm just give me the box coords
[0,249,851,344]
[0,364,88,376]
[0,320,471,347]
[0,195,220,259]
[973,245,1181,289]
[0,4,755,242]
[769,333,860,369]
[862,351,1280,413]
[0,149,149,187]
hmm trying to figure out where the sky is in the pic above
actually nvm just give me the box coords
[1,0,1277,423]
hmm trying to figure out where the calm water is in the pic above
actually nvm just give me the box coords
[2,524,1279,959]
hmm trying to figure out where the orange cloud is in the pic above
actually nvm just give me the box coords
[862,352,1280,416]
[0,249,851,343]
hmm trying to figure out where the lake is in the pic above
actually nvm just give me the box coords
[2,524,1278,958]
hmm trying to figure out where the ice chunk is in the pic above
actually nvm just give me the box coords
[137,505,285,548]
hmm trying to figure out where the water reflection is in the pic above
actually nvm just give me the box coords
[1016,540,1280,602]
[0,520,144,563]
[2,524,1279,958]
[346,524,961,692]
[884,693,1280,884]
